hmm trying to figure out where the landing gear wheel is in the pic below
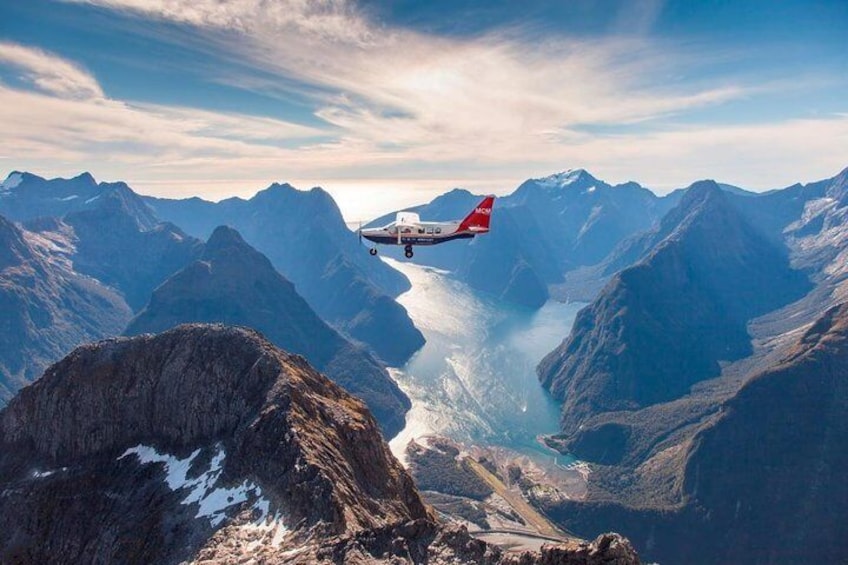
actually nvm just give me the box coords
[404,245,414,259]
[369,248,378,256]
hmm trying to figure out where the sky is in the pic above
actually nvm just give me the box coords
[0,0,846,220]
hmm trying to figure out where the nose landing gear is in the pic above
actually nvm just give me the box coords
[404,245,414,259]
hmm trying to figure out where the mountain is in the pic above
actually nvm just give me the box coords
[0,324,639,564]
[452,206,550,308]
[535,302,848,564]
[507,169,671,270]
[539,181,810,433]
[0,172,203,311]
[145,183,424,366]
[0,171,158,229]
[0,214,132,405]
[125,226,410,438]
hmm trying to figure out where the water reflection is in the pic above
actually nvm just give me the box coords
[385,259,584,460]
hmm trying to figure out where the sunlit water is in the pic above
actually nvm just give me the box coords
[385,259,585,462]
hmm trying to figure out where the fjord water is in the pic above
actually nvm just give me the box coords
[386,258,584,459]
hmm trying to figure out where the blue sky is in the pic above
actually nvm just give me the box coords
[0,0,846,219]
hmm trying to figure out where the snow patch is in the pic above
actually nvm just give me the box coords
[57,195,79,201]
[120,444,280,528]
[31,467,68,479]
[533,169,587,189]
[85,195,100,204]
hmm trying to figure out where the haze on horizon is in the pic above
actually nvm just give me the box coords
[0,0,846,220]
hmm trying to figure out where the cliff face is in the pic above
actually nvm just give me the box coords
[0,324,639,564]
[146,183,424,366]
[125,226,410,438]
[539,182,810,432]
[0,215,131,405]
[681,301,848,564]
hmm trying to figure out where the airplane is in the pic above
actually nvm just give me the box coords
[360,196,494,258]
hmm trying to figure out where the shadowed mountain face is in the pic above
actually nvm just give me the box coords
[125,226,410,439]
[0,215,132,406]
[145,184,424,366]
[680,301,848,564]
[539,181,811,433]
[0,325,639,564]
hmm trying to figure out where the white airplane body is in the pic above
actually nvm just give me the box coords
[361,196,494,258]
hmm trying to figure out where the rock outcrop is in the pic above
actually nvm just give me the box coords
[125,226,410,438]
[0,325,639,564]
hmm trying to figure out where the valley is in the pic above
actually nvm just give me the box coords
[384,259,591,549]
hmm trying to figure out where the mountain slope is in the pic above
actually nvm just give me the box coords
[145,183,424,366]
[538,302,848,565]
[0,215,131,405]
[125,226,410,438]
[539,181,810,433]
[0,324,639,564]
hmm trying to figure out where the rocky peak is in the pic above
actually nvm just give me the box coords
[72,171,97,186]
[203,224,251,256]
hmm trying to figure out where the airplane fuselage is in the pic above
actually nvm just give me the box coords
[360,196,494,258]
[361,220,481,246]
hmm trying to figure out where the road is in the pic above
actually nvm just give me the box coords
[463,457,577,542]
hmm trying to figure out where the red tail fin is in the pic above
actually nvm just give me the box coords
[458,196,494,232]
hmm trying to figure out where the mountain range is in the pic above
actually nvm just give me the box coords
[534,167,848,563]
[0,173,417,436]
[368,170,687,308]
[145,184,424,366]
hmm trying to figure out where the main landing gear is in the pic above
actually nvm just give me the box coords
[369,248,378,256]
[404,245,414,259]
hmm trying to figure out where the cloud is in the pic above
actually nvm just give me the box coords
[64,0,373,44]
[0,42,104,99]
[2,3,846,219]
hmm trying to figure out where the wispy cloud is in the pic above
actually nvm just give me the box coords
[0,41,104,99]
